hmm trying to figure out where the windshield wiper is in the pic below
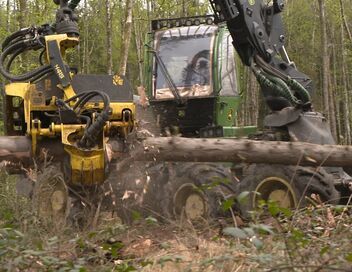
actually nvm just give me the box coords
[151,51,183,105]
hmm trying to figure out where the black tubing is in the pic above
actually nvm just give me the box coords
[0,40,52,82]
[2,27,31,50]
[6,48,23,71]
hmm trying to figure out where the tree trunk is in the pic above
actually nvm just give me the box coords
[16,0,27,70]
[317,0,331,129]
[182,0,186,16]
[118,0,134,76]
[133,20,144,84]
[6,0,10,32]
[339,0,352,44]
[328,68,337,141]
[105,0,113,75]
[331,28,341,142]
[128,137,352,168]
[326,16,337,141]
[82,0,88,73]
[340,19,351,144]
[248,70,258,126]
[16,0,27,28]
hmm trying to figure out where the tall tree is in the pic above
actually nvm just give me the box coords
[339,5,351,144]
[339,0,352,44]
[16,0,27,28]
[318,0,337,140]
[6,0,10,32]
[118,0,133,76]
[105,0,113,74]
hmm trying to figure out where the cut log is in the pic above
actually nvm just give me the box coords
[128,137,352,167]
[2,136,352,171]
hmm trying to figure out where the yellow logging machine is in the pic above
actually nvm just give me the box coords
[0,0,135,187]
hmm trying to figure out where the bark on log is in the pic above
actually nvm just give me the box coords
[2,136,352,171]
[130,137,352,167]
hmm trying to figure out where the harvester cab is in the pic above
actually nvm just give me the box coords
[0,0,135,217]
[143,16,256,138]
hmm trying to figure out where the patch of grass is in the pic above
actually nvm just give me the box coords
[0,172,351,271]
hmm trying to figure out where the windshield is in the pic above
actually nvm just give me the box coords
[154,25,217,100]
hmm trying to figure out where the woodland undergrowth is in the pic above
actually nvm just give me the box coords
[0,172,351,272]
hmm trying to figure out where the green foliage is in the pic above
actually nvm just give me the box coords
[0,228,87,271]
[346,253,352,262]
[145,216,158,225]
[222,227,247,239]
[0,174,31,229]
[158,255,185,267]
[222,224,270,250]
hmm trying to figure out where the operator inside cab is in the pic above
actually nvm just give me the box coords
[154,25,216,99]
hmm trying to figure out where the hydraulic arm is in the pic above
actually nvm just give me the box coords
[209,0,312,111]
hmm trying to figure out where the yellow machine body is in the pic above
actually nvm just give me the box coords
[3,34,135,186]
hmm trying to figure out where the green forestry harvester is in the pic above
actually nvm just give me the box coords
[131,0,352,220]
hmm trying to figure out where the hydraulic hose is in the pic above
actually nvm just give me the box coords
[65,91,110,112]
[76,91,111,148]
[265,73,300,105]
[73,92,109,112]
[6,48,24,71]
[286,78,311,104]
[2,27,31,50]
[39,49,46,66]
[0,38,52,82]
[64,91,91,103]
[252,67,299,106]
[254,54,311,104]
[63,90,111,148]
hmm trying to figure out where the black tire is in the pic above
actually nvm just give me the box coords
[237,164,340,217]
[160,163,235,222]
[110,162,235,223]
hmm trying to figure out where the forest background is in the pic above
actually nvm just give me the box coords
[0,0,352,144]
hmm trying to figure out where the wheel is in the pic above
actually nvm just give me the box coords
[160,163,235,222]
[110,162,235,224]
[237,164,340,217]
[32,165,68,223]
